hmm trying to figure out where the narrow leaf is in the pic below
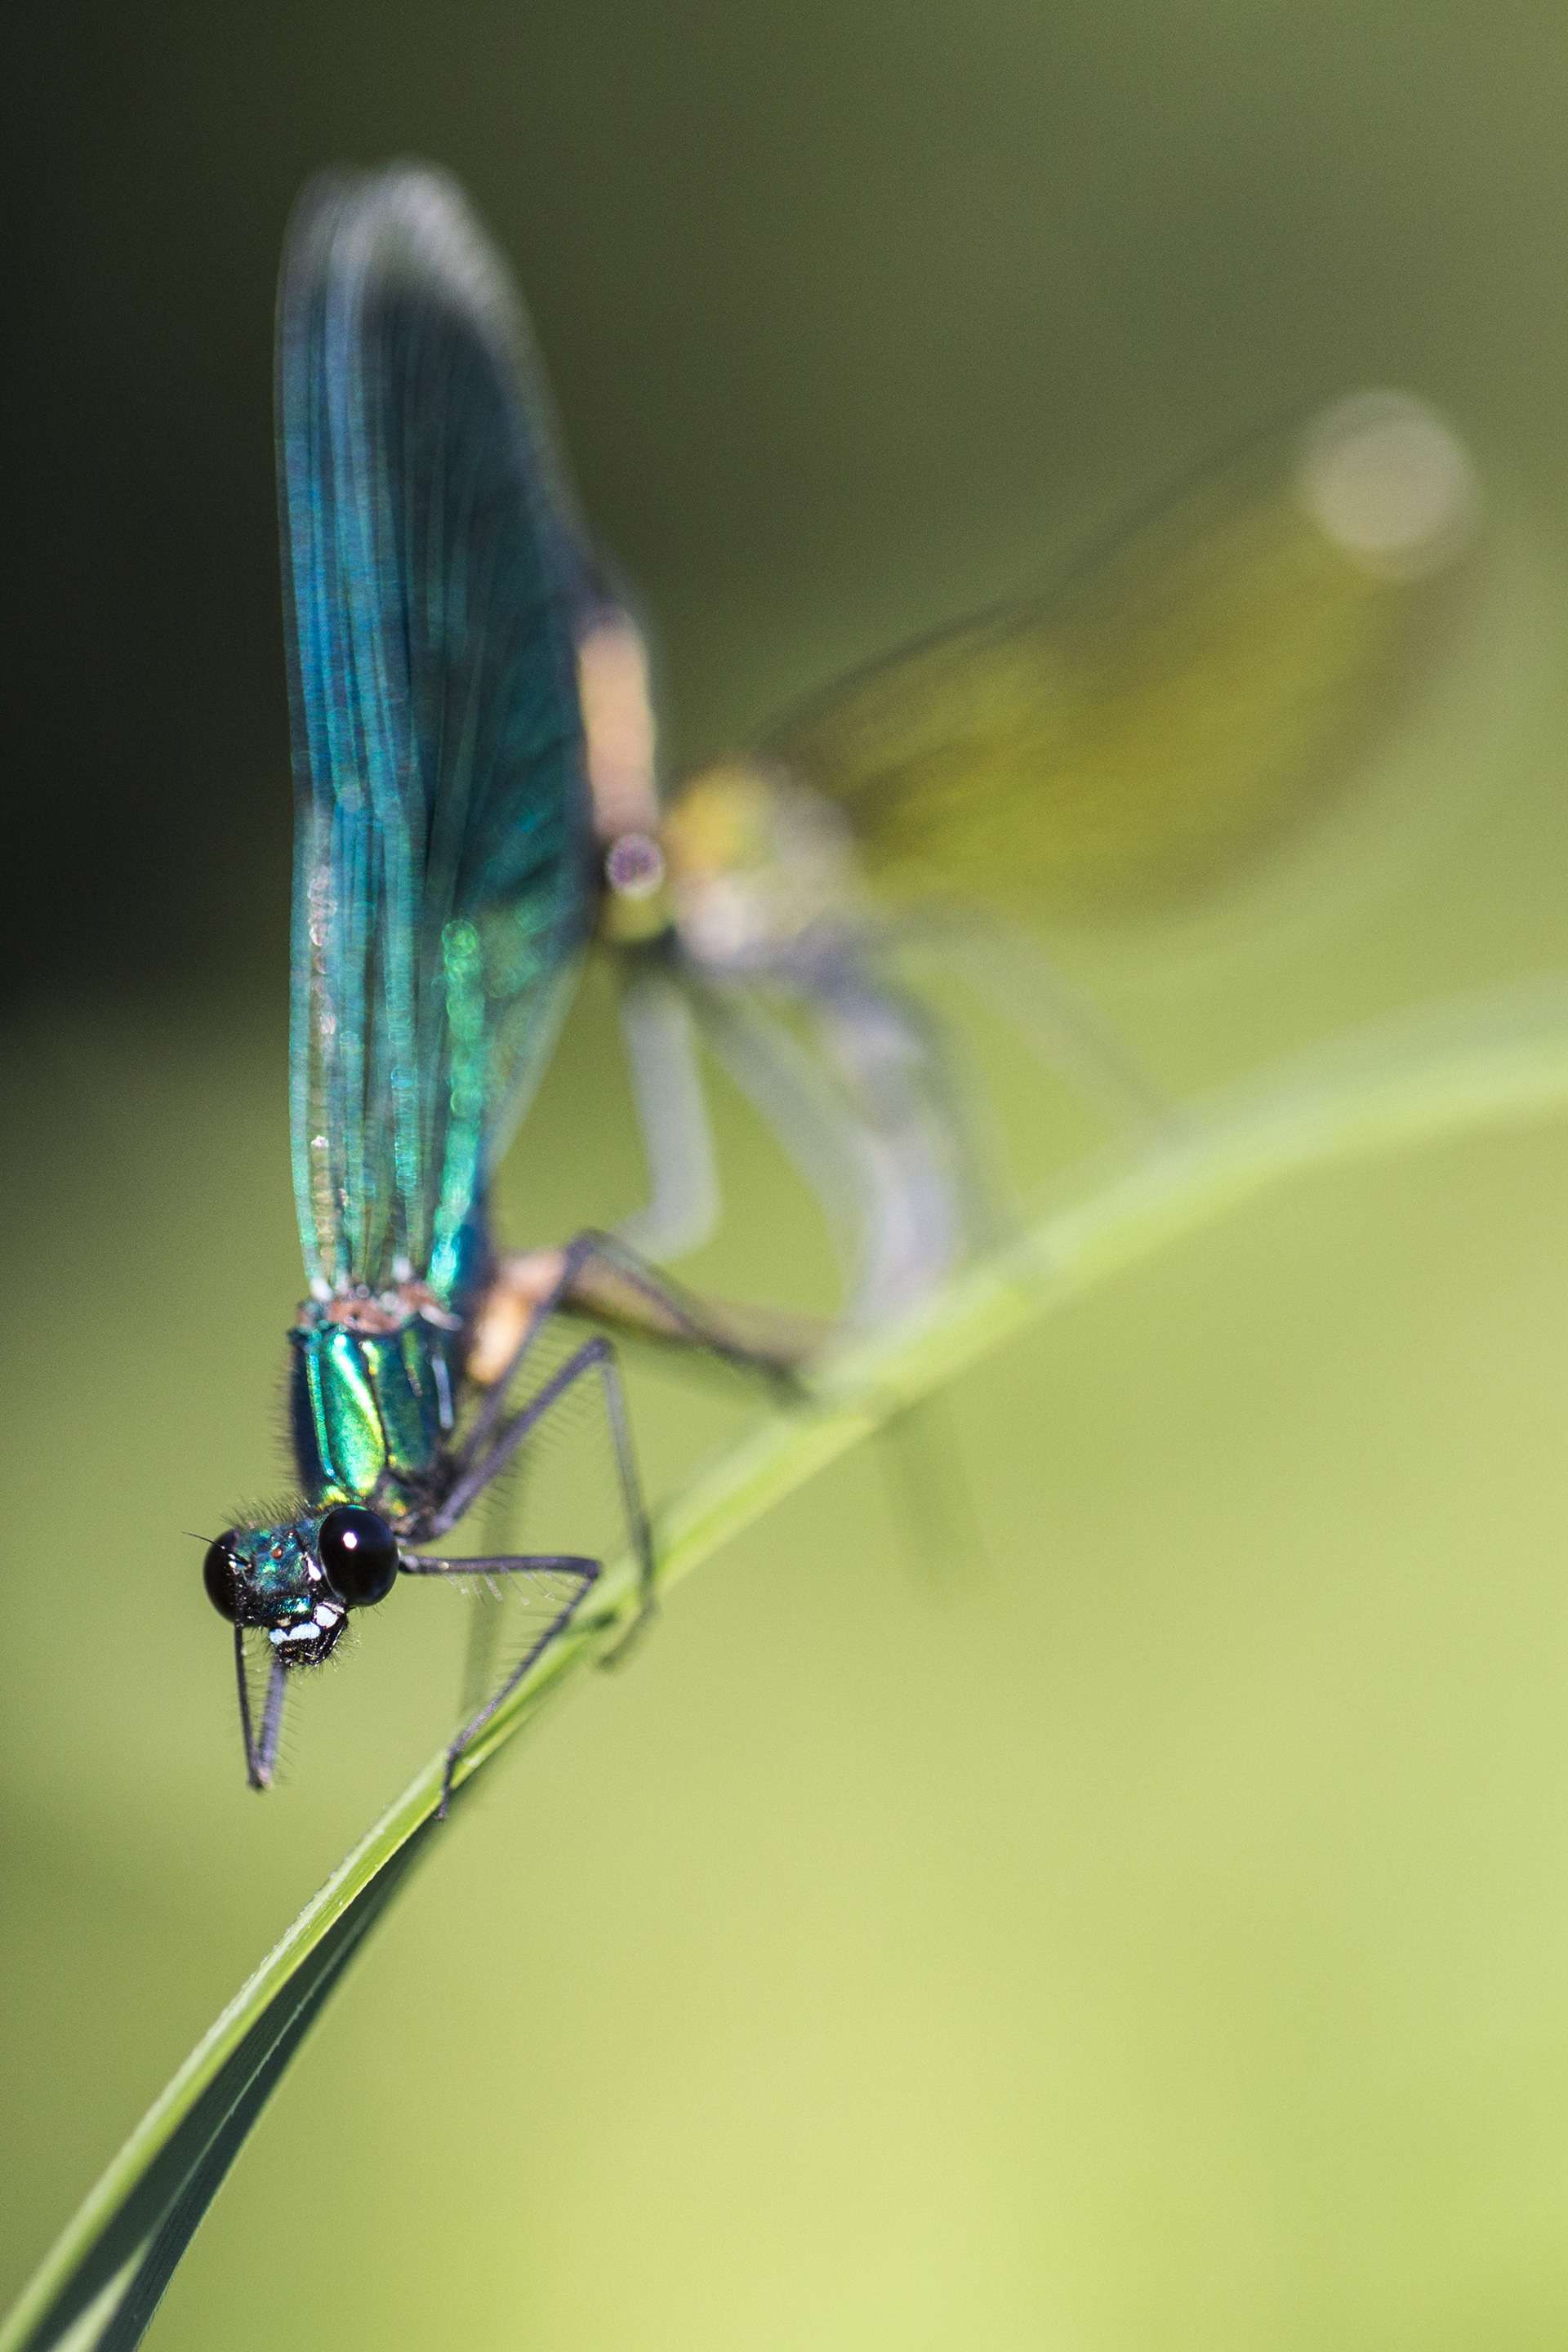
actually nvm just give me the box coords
[7,973,1568,2352]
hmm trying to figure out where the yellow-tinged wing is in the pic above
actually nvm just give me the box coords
[703,392,1480,921]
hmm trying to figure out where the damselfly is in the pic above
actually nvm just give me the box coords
[202,162,1480,1792]
[581,390,1480,1321]
[201,166,795,1802]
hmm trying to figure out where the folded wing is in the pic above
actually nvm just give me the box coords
[278,164,598,1306]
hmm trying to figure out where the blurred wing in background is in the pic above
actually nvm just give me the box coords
[710,390,1480,922]
[278,164,599,1308]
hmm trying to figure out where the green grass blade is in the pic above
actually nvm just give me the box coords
[7,972,1568,2352]
[0,1826,439,2352]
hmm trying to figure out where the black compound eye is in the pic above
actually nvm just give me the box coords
[317,1506,399,1608]
[203,1535,243,1623]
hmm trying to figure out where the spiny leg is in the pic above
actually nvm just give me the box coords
[399,1548,602,1815]
[430,1325,657,1661]
[467,1226,817,1426]
[234,1629,287,1793]
[559,1227,817,1392]
[456,1446,528,1730]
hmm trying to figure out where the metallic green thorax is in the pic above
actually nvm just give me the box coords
[287,1307,465,1515]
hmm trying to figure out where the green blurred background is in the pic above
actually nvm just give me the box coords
[8,2,1568,2345]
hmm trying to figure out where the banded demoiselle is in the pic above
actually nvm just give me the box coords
[201,165,796,1803]
[203,160,1481,1792]
[581,389,1480,1321]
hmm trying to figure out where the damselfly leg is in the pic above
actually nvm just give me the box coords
[399,1548,602,1815]
[447,1229,816,1713]
[234,1633,288,1793]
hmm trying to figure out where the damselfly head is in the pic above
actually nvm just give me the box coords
[202,1504,400,1664]
[662,763,859,965]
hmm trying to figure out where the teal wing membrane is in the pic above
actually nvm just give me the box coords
[278,166,597,1306]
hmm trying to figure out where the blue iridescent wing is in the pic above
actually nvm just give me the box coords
[278,164,598,1307]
